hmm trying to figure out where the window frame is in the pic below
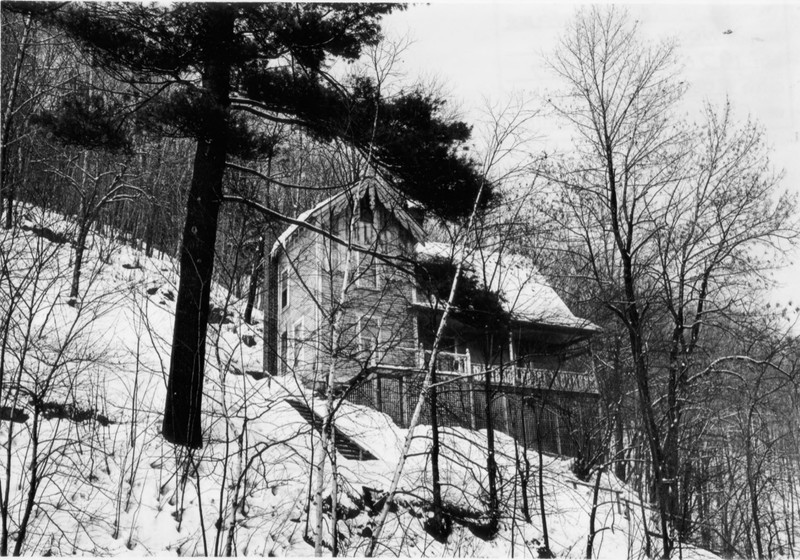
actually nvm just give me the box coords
[280,267,289,310]
[358,315,382,366]
[355,254,381,290]
[292,317,305,370]
[280,330,288,374]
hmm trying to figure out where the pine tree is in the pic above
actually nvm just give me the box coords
[32,2,487,448]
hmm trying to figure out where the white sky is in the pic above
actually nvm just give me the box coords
[381,2,800,319]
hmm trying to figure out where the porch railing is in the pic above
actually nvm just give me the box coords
[348,369,602,459]
[384,347,597,394]
[517,365,597,394]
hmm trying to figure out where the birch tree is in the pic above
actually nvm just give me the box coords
[365,98,538,555]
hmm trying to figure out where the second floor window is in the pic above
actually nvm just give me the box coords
[281,268,289,309]
[355,221,375,247]
[292,319,305,370]
[280,331,288,374]
[356,195,377,247]
[355,255,380,289]
[358,316,381,366]
[358,193,374,224]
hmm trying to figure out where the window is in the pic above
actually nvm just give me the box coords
[372,262,382,289]
[355,221,375,246]
[292,319,305,370]
[280,331,288,374]
[358,193,374,224]
[355,195,376,247]
[422,336,469,374]
[328,243,341,273]
[358,316,381,366]
[280,268,289,309]
[355,254,380,289]
[334,214,349,238]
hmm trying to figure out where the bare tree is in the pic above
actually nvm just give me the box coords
[0,11,34,230]
[545,6,798,556]
[1,6,77,230]
[0,209,122,554]
[44,152,141,300]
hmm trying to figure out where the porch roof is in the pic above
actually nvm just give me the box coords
[415,241,600,334]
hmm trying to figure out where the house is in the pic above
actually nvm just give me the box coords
[266,179,601,457]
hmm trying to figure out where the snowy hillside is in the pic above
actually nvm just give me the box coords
[1,209,718,558]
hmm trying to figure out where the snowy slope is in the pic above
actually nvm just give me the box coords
[0,209,719,558]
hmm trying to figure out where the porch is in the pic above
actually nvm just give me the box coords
[348,355,602,459]
[380,346,599,395]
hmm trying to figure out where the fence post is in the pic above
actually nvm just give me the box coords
[502,393,511,434]
[468,378,476,430]
[375,374,382,413]
[555,409,563,456]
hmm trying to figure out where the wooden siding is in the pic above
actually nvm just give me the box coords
[271,196,418,387]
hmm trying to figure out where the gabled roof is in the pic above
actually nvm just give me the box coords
[415,241,599,334]
[271,182,597,335]
[270,178,426,258]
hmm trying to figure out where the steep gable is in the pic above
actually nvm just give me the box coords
[271,178,425,258]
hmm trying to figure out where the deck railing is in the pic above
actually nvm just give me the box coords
[348,367,602,459]
[383,347,597,394]
[516,365,598,394]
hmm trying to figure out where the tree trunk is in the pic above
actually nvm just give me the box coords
[1,122,16,231]
[536,399,552,556]
[313,416,328,556]
[70,219,90,300]
[484,361,499,534]
[518,400,531,523]
[162,8,233,448]
[507,333,531,523]
[144,203,157,258]
[244,234,264,324]
[614,408,626,481]
[610,338,627,482]
[12,403,41,555]
[429,366,444,529]
[628,319,672,558]
[329,424,340,557]
[162,137,227,447]
[315,222,355,555]
[746,416,765,559]
[2,16,33,230]
[586,466,603,559]
[602,112,673,556]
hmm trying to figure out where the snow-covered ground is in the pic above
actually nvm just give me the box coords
[0,208,720,558]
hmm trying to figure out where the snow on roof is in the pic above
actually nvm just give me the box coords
[270,195,333,257]
[415,241,599,333]
[270,178,425,258]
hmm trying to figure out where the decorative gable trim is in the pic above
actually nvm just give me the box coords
[270,178,426,258]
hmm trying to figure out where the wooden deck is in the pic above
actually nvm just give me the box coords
[348,367,602,459]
